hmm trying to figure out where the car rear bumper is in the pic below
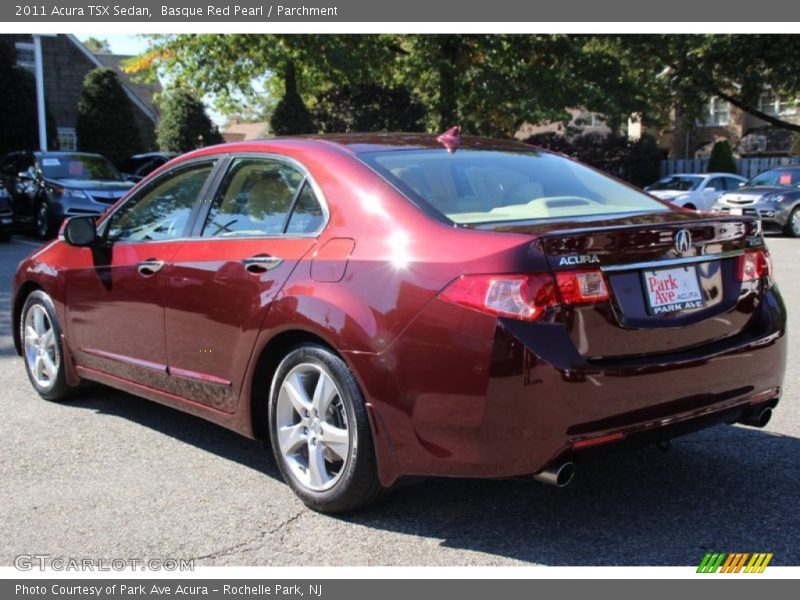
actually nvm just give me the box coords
[349,286,787,486]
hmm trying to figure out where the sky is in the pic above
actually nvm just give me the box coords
[78,34,227,126]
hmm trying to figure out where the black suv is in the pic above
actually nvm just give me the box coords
[0,151,133,239]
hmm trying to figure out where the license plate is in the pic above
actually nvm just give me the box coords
[642,266,705,314]
[728,207,743,215]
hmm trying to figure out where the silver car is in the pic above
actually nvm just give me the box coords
[711,166,800,237]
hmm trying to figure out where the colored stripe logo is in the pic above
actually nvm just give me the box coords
[697,553,773,573]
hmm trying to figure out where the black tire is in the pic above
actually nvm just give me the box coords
[683,203,697,211]
[20,290,76,402]
[783,206,800,238]
[0,230,11,243]
[36,202,54,240]
[268,344,385,513]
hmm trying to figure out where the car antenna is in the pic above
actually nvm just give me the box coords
[437,126,461,153]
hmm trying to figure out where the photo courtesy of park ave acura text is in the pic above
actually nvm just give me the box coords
[1,32,799,567]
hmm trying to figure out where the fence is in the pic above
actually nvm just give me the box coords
[659,156,800,180]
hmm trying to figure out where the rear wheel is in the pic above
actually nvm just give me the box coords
[20,291,75,401]
[783,207,800,238]
[268,344,384,513]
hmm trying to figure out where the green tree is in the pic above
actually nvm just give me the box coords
[314,84,425,133]
[76,68,143,166]
[83,37,112,54]
[0,38,57,154]
[157,88,224,152]
[602,35,800,133]
[269,63,315,135]
[707,140,738,174]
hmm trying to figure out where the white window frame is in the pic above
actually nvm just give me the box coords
[57,128,77,151]
[758,90,798,117]
[701,97,730,127]
[15,42,35,71]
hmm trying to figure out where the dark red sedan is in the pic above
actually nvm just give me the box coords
[12,134,787,512]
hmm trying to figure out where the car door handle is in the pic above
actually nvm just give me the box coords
[242,255,283,273]
[137,260,165,276]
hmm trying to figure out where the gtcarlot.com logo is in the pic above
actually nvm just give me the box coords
[697,552,773,573]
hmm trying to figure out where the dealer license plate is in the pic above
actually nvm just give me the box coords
[643,266,705,315]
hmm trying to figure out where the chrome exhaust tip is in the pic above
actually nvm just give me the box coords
[533,462,575,487]
[738,406,773,428]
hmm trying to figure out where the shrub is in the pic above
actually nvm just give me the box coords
[157,88,223,153]
[707,140,738,174]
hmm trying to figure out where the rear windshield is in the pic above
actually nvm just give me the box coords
[648,175,703,192]
[747,168,800,188]
[40,154,123,182]
[359,149,668,224]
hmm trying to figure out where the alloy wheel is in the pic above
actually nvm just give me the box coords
[792,209,800,236]
[37,204,48,239]
[275,363,350,492]
[23,304,59,389]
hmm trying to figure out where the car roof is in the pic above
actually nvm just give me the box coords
[663,173,743,178]
[179,133,534,160]
[34,151,107,159]
[130,152,176,159]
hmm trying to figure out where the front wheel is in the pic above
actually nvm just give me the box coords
[36,202,54,240]
[783,206,800,238]
[268,344,385,513]
[20,290,76,401]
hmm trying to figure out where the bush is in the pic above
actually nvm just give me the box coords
[707,140,738,174]
[0,38,57,154]
[157,88,223,153]
[76,68,143,166]
[313,85,426,133]
[524,131,663,188]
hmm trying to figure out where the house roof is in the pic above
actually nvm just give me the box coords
[92,53,161,120]
[222,122,270,142]
[65,34,158,123]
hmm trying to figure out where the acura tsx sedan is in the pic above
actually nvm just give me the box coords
[12,133,787,512]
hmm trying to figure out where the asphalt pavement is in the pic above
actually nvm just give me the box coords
[1,233,798,566]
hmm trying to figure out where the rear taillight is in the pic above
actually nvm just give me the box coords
[439,268,608,321]
[555,270,609,304]
[737,249,773,286]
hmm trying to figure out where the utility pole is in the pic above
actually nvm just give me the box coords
[32,34,56,151]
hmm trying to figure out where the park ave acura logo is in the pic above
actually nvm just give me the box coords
[559,254,600,266]
[675,229,692,254]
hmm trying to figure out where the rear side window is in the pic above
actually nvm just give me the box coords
[360,149,669,225]
[202,158,303,238]
[285,183,324,234]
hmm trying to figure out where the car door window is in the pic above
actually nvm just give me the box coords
[105,161,214,243]
[201,158,304,238]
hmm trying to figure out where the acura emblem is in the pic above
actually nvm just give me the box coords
[674,229,692,254]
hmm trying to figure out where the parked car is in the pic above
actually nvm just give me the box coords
[645,173,747,211]
[121,152,177,183]
[12,134,786,512]
[711,166,800,237]
[0,184,13,242]
[0,151,134,239]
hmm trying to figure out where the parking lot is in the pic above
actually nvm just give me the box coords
[0,233,798,567]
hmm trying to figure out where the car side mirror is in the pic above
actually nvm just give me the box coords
[738,182,745,188]
[17,171,33,180]
[63,216,98,247]
[704,186,717,193]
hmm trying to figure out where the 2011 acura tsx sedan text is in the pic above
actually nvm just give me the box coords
[12,132,787,512]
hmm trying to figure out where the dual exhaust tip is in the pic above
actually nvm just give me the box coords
[534,406,773,487]
[738,406,773,429]
[533,461,575,487]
